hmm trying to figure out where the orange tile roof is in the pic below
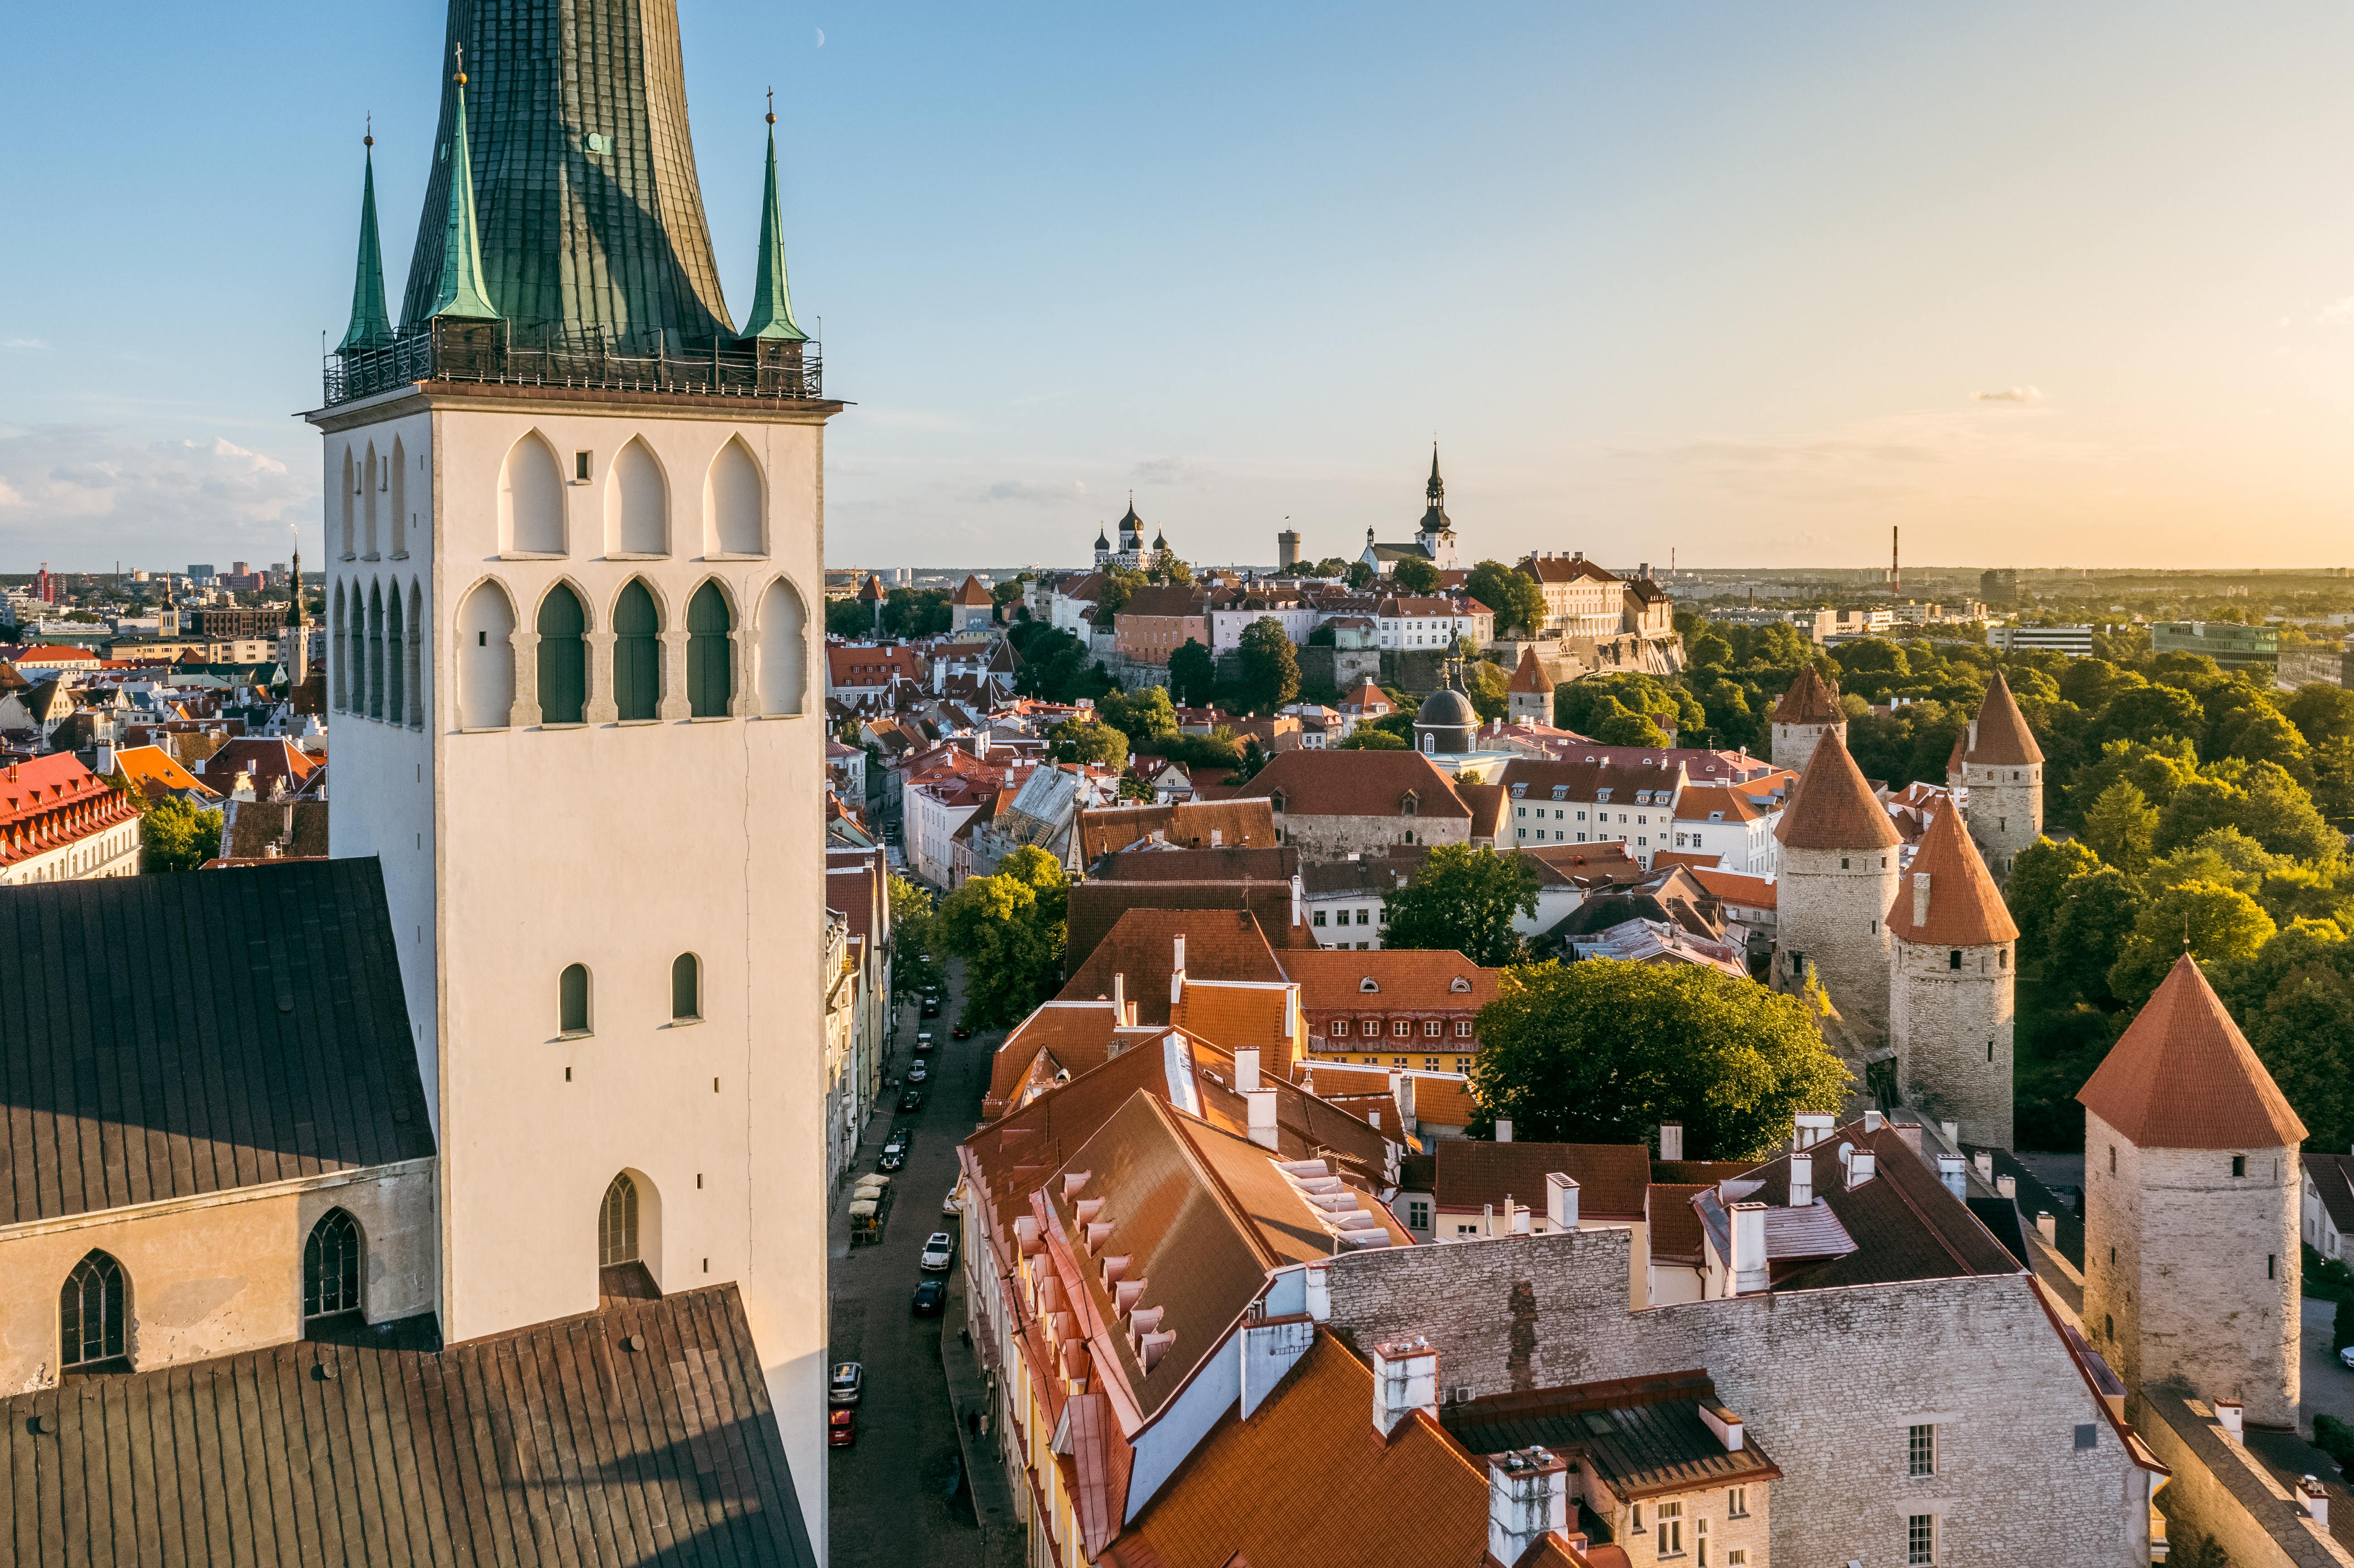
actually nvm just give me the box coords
[1508,646,1555,694]
[1280,948,1503,1017]
[1076,799,1280,861]
[1341,680,1392,712]
[1774,731,1898,851]
[984,1001,1127,1118]
[1962,670,2045,766]
[2078,954,2307,1150]
[1672,784,1764,824]
[1771,666,1843,724]
[1458,782,1508,843]
[1686,867,1776,910]
[1522,555,1619,585]
[1291,1061,1394,1097]
[1885,803,2017,947]
[1172,981,1303,1080]
[1648,850,1722,870]
[1237,750,1471,821]
[1407,1076,1479,1130]
[953,573,994,607]
[111,743,218,800]
[1110,1334,1493,1568]
[1061,908,1287,1025]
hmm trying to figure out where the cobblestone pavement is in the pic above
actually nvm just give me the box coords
[827,958,996,1568]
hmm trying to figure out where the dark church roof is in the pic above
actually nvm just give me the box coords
[0,1283,817,1568]
[0,858,434,1225]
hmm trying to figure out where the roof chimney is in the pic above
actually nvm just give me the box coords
[1170,933,1187,1006]
[1846,1148,1877,1189]
[2037,1211,2058,1244]
[1546,1172,1579,1231]
[1235,1047,1262,1095]
[1494,1118,1513,1143]
[1912,872,1932,927]
[1730,1201,1769,1294]
[1699,1403,1745,1452]
[1996,1175,2017,1200]
[1371,1338,1439,1439]
[1794,1112,1833,1150]
[2216,1399,2244,1443]
[1658,1122,1684,1163]
[2301,1476,2331,1532]
[1247,1088,1278,1149]
[1788,1155,1812,1206]
[1113,971,1126,1023]
[1863,1109,1884,1134]
[1487,1449,1569,1565]
[1938,1156,1967,1199]
[1973,1150,1994,1182]
[1967,719,1980,754]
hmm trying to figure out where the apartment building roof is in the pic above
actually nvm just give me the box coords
[1498,757,1684,806]
[1068,882,1310,977]
[1280,947,1502,1016]
[1238,749,1470,820]
[1062,908,1289,1024]
[1440,1370,1782,1504]
[1075,798,1279,861]
[984,999,1129,1119]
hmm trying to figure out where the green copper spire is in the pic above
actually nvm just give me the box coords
[336,130,395,352]
[739,99,807,342]
[429,54,500,322]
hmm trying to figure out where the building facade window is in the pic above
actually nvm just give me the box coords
[1908,1423,1936,1476]
[599,1173,640,1266]
[1907,1514,1936,1565]
[672,952,701,1022]
[304,1207,364,1323]
[1407,1199,1430,1230]
[687,583,733,717]
[60,1250,128,1371]
[366,581,386,719]
[614,579,662,720]
[1727,1486,1747,1517]
[560,963,592,1036]
[1655,1500,1682,1556]
[537,584,589,724]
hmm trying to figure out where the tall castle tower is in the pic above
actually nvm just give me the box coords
[1505,646,1554,725]
[1770,665,1846,777]
[1948,670,2043,880]
[1772,730,1901,1037]
[1886,803,2018,1148]
[309,10,834,1548]
[2078,956,2306,1427]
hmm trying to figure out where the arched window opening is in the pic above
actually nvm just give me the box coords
[560,962,592,1036]
[456,581,517,729]
[406,579,425,727]
[385,582,406,725]
[599,1173,640,1266]
[60,1250,128,1373]
[705,438,764,555]
[331,581,349,711]
[537,584,589,725]
[498,432,566,555]
[339,447,356,558]
[366,580,386,721]
[614,579,661,721]
[390,437,407,556]
[304,1207,364,1327]
[609,437,669,555]
[755,577,808,716]
[686,583,733,718]
[672,953,701,1022]
[363,444,380,558]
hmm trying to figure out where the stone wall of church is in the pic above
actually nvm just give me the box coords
[1325,1225,2157,1567]
[1774,842,1900,1038]
[2083,1112,2300,1428]
[1959,762,2042,879]
[1890,936,2016,1149]
[0,1160,436,1392]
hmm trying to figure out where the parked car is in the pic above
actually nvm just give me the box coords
[2341,1344,2354,1371]
[920,999,940,1018]
[951,1025,972,1040]
[911,1279,947,1316]
[829,1408,857,1447]
[898,1088,925,1113]
[877,1145,906,1172]
[914,1032,935,1053]
[920,1232,957,1272]
[829,1362,864,1407]
[942,1186,964,1216]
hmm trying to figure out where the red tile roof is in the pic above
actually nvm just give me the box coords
[1672,784,1765,824]
[1771,666,1843,724]
[1508,646,1555,694]
[1280,948,1503,1018]
[953,573,994,607]
[1686,867,1776,911]
[1429,1139,1652,1221]
[1962,670,2045,766]
[1076,799,1280,861]
[1062,908,1289,1025]
[1885,803,2017,947]
[2078,954,2307,1150]
[984,1001,1128,1118]
[1237,749,1471,820]
[1522,555,1619,584]
[1774,731,1899,851]
[1458,782,1508,842]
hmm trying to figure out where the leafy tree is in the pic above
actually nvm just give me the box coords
[1305,623,1338,647]
[1235,618,1301,712]
[1154,558,1196,587]
[2006,837,2102,958]
[2107,880,2277,1006]
[2235,761,2342,861]
[2229,929,2354,1153]
[1468,961,1851,1159]
[1391,557,1442,594]
[1097,685,1179,743]
[1556,672,1697,737]
[1048,715,1129,767]
[1687,632,1733,669]
[1093,567,1149,628]
[881,587,952,638]
[140,795,221,873]
[2083,781,2159,873]
[1595,705,1671,746]
[825,596,878,637]
[1339,725,1409,750]
[2057,658,2142,711]
[1465,560,1547,638]
[2049,866,2141,1003]
[2062,738,2198,827]
[1380,844,1541,966]
[1309,557,1353,579]
[2093,683,2205,751]
[1229,736,1271,784]
[2286,684,2354,748]
[2311,736,2354,825]
[936,847,1069,1028]
[1168,639,1218,708]
[887,873,942,1006]
[2154,776,2248,856]
[2219,706,2311,779]
[1460,658,1511,722]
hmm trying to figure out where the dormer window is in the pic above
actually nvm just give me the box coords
[1400,792,1418,817]
[1551,785,1569,801]
[1510,783,1527,799]
[1268,790,1286,814]
[1450,976,1471,992]
[1360,977,1380,993]
[1595,788,1613,803]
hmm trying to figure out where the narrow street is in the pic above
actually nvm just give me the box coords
[827,950,1000,1568]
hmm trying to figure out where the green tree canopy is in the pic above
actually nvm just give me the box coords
[936,846,1069,1029]
[1390,558,1442,594]
[2083,781,2159,873]
[1380,844,1541,966]
[2049,865,2141,1003]
[1468,961,1851,1159]
[2107,879,2277,1006]
[2006,836,2101,956]
[1465,560,1547,638]
[140,795,221,873]
[1168,639,1218,708]
[1460,658,1511,722]
[2285,683,2354,748]
[887,873,942,1005]
[1048,715,1130,767]
[1235,618,1302,712]
[1097,684,1179,743]
[1339,725,1409,750]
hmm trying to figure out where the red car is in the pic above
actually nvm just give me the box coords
[829,1408,857,1447]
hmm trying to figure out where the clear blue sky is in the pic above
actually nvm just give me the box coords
[5,3,2353,573]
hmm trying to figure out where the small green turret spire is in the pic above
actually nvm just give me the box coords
[429,51,501,322]
[739,95,807,342]
[336,127,395,352]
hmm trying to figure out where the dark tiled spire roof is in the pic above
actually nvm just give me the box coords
[335,136,395,352]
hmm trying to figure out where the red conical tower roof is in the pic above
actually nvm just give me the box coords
[1962,670,2043,765]
[1773,666,1844,725]
[2077,954,2306,1150]
[1507,646,1554,695]
[1775,730,1900,851]
[1886,803,2017,946]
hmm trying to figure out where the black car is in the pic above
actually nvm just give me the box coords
[877,1145,906,1172]
[911,1279,947,1316]
[898,1087,926,1113]
[951,1025,972,1040]
[914,1032,936,1054]
[920,999,940,1018]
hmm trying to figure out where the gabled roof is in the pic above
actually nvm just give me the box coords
[1687,866,1777,911]
[1508,646,1556,694]
[1340,680,1392,712]
[1075,799,1279,862]
[984,999,1129,1119]
[1429,1139,1652,1221]
[1773,731,1899,851]
[1237,750,1470,820]
[1521,555,1619,585]
[1458,781,1508,842]
[1885,801,2018,947]
[1497,757,1684,806]
[2077,954,2307,1150]
[1962,670,2045,765]
[1062,907,1289,1024]
[1672,783,1766,824]
[1280,947,1503,1016]
[1771,666,1844,725]
[1067,880,1310,973]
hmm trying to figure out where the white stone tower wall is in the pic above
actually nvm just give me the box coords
[1508,690,1550,725]
[1773,841,1899,1036]
[2083,1110,2300,1427]
[1890,937,2015,1149]
[1960,761,2042,879]
[1771,717,1846,778]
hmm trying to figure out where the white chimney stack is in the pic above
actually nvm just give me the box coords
[1371,1338,1439,1438]
[1863,1109,1884,1134]
[1235,1047,1262,1094]
[1730,1202,1769,1294]
[1494,1118,1514,1143]
[1794,1112,1833,1150]
[1788,1155,1812,1206]
[1940,1119,1959,1147]
[2216,1399,2244,1443]
[1699,1402,1745,1452]
[1113,971,1126,1023]
[1546,1172,1580,1231]
[1487,1449,1569,1565]
[1973,1150,1995,1182]
[1508,1199,1532,1237]
[1996,1175,2017,1200]
[2301,1476,2330,1532]
[1967,719,1980,753]
[1247,1088,1278,1150]
[2037,1211,2058,1243]
[1846,1148,1877,1189]
[1659,1122,1684,1163]
[1170,934,1187,1005]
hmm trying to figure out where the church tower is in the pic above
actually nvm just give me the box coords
[1949,671,2043,880]
[1415,445,1459,570]
[2078,955,2305,1427]
[309,14,835,1549]
[1772,730,1901,1037]
[1770,665,1846,777]
[1886,802,2018,1148]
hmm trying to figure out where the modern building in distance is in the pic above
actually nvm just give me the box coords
[2151,620,2279,673]
[1988,623,2095,656]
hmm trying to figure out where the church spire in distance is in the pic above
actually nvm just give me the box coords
[740,92,808,342]
[336,125,395,352]
[428,49,500,322]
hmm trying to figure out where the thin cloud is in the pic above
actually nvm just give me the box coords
[1971,386,2043,403]
[979,478,1088,503]
[2320,296,2354,326]
[1,338,47,352]
[1131,454,1208,485]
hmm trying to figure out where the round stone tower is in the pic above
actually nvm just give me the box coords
[1887,803,2019,1148]
[1770,665,1846,777]
[1772,730,1901,1037]
[2078,955,2306,1427]
[1949,671,2043,881]
[1506,646,1554,726]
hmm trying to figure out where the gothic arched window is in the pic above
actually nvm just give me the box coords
[672,952,701,1023]
[686,583,733,718]
[599,1173,640,1267]
[385,582,406,725]
[60,1250,128,1371]
[614,579,661,721]
[366,580,386,720]
[537,584,589,725]
[331,581,349,711]
[304,1207,364,1324]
